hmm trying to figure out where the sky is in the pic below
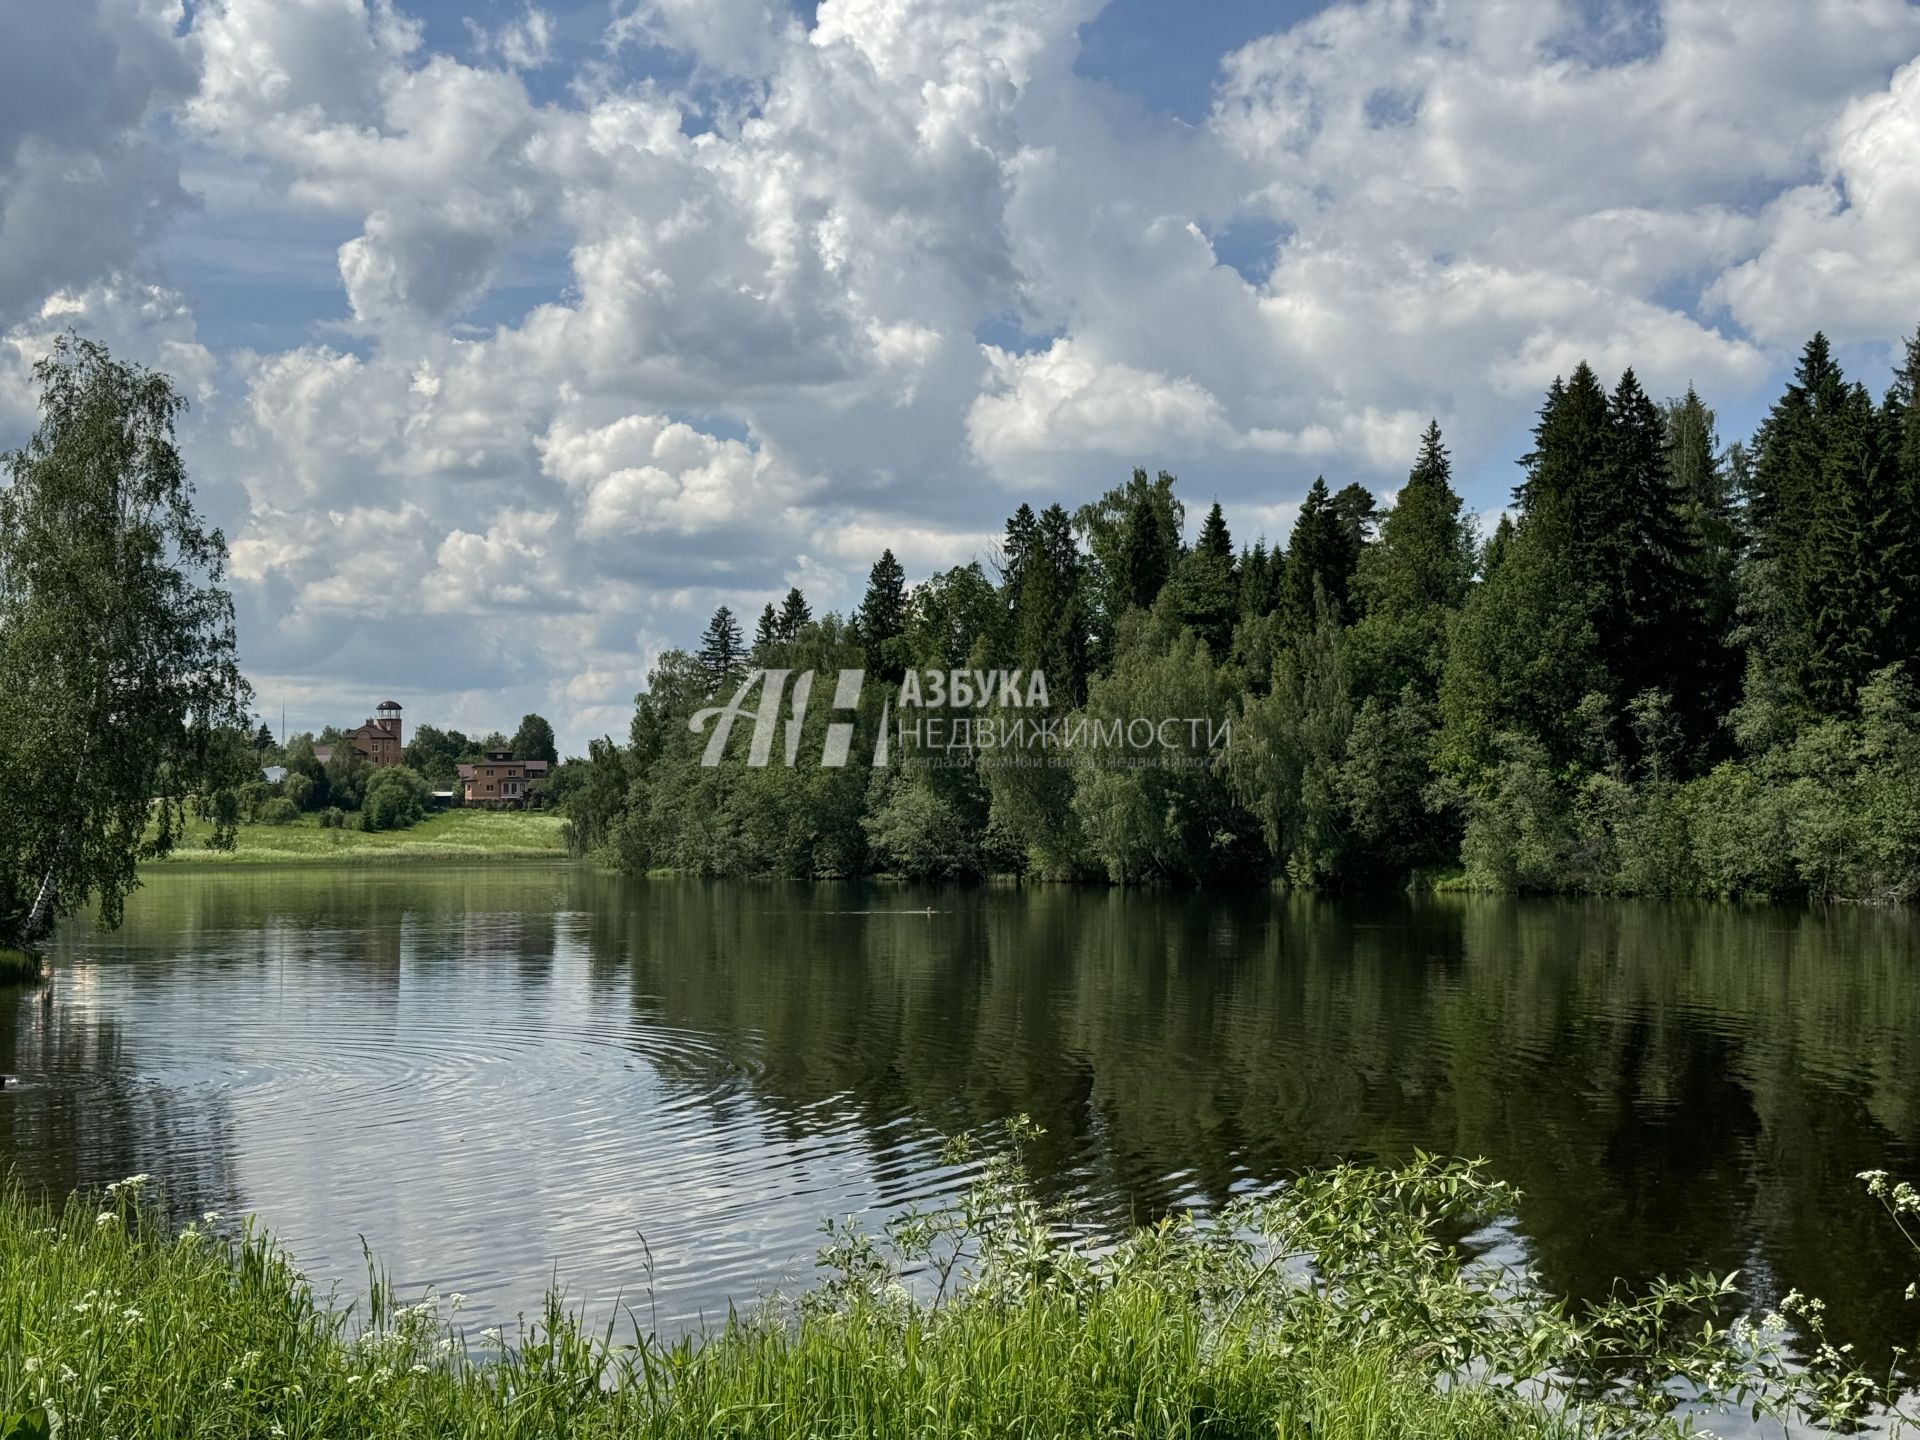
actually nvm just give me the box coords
[3,0,1919,755]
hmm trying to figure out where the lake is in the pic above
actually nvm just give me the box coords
[4,866,1917,1370]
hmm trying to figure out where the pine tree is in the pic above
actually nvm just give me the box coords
[697,605,745,691]
[1332,483,1377,556]
[858,549,908,679]
[776,586,810,642]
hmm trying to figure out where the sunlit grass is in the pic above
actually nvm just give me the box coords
[0,1173,1562,1440]
[0,1141,1891,1439]
[153,809,569,865]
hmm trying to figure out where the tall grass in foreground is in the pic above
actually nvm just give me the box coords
[0,1130,1907,1440]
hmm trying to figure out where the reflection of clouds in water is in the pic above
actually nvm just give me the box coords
[7,872,1918,1388]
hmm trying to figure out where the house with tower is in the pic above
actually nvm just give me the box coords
[312,700,405,767]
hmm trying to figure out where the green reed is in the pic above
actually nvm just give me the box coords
[0,1130,1903,1439]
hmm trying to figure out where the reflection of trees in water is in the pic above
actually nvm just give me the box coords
[576,880,1920,1371]
[0,986,243,1227]
[37,871,1918,1375]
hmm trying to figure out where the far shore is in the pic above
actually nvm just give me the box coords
[151,809,571,866]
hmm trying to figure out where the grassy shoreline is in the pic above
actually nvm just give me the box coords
[152,810,570,866]
[0,1146,1894,1440]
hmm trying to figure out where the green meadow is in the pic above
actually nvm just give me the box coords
[154,810,570,866]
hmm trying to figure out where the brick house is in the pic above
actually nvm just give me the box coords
[313,701,405,767]
[456,749,551,807]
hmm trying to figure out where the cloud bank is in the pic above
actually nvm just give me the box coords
[4,0,1919,749]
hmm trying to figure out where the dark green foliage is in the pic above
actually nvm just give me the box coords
[752,602,779,657]
[1237,538,1283,620]
[1278,477,1362,636]
[1350,420,1473,701]
[1073,468,1183,651]
[563,325,1920,900]
[402,724,471,786]
[1170,501,1238,657]
[998,503,1037,598]
[1743,333,1917,718]
[362,766,431,831]
[510,713,559,766]
[1073,602,1258,883]
[696,605,745,693]
[1011,504,1090,704]
[0,336,253,946]
[777,586,811,641]
[857,549,909,679]
[1232,588,1353,884]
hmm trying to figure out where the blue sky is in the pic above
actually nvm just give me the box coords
[4,0,1919,750]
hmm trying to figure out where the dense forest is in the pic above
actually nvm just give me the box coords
[564,331,1920,900]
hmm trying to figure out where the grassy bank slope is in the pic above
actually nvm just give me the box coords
[155,809,569,865]
[0,1146,1886,1440]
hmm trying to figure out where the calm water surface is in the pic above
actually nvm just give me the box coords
[3,867,1917,1364]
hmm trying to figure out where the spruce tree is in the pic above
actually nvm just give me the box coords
[1351,421,1473,698]
[776,586,810,642]
[1000,503,1037,600]
[1663,388,1741,729]
[752,603,779,657]
[1118,479,1179,611]
[858,549,908,679]
[1279,478,1359,634]
[697,605,745,691]
[1357,421,1471,619]
[1172,501,1239,656]
[1600,368,1703,719]
[1015,504,1090,703]
[1745,334,1910,715]
[1238,540,1282,619]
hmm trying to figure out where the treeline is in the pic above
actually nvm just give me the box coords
[567,331,1920,900]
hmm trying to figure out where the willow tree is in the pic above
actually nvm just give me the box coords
[0,335,252,947]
